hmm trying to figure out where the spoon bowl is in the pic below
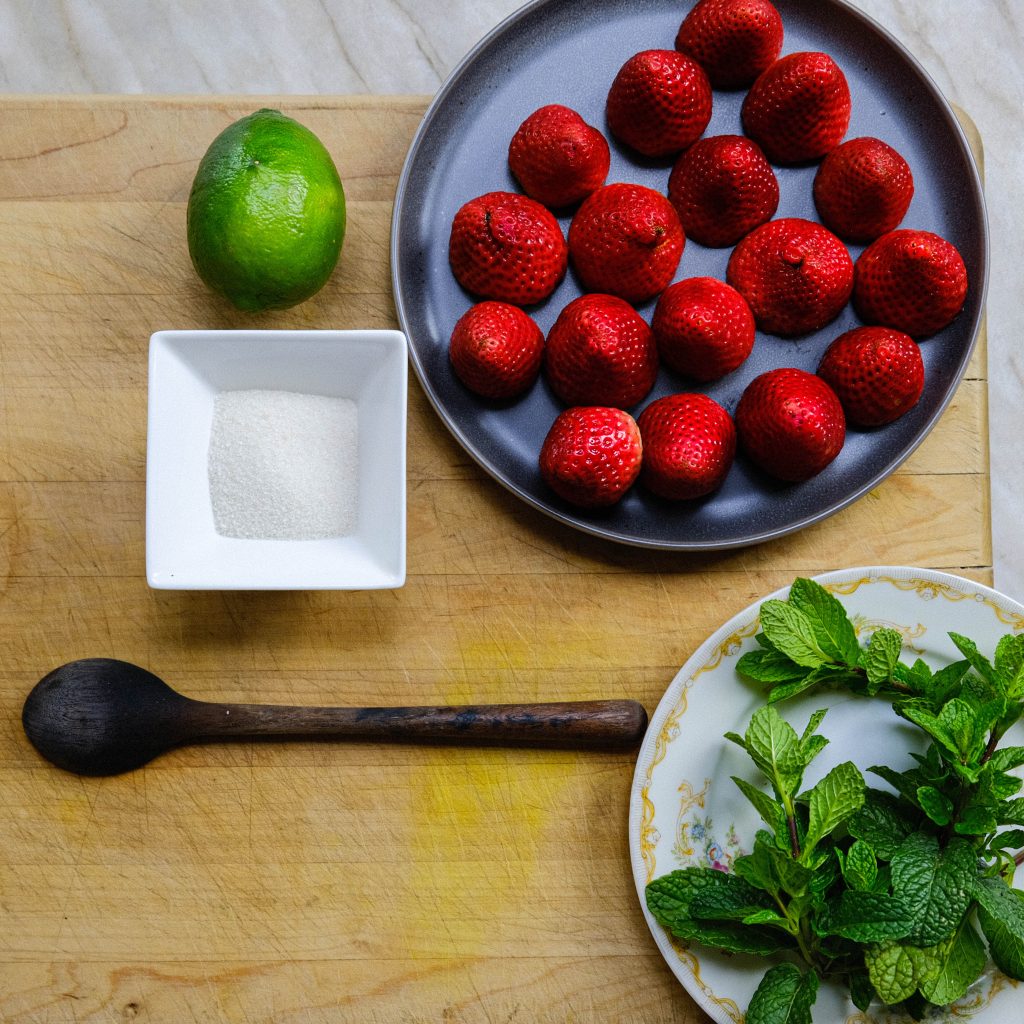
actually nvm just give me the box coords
[23,659,193,775]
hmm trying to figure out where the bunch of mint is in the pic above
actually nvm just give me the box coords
[646,578,1024,1024]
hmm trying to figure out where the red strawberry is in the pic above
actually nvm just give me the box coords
[742,52,851,164]
[726,218,853,336]
[449,301,545,400]
[638,393,736,500]
[545,294,659,408]
[817,326,924,427]
[508,104,611,208]
[668,135,779,248]
[606,50,713,158]
[735,368,846,481]
[675,0,784,89]
[652,277,755,382]
[568,183,685,304]
[853,229,968,338]
[449,191,567,305]
[814,137,914,242]
[539,406,642,508]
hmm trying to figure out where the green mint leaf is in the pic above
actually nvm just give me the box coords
[765,667,840,705]
[999,798,1024,826]
[865,941,919,1004]
[916,785,954,826]
[824,891,912,943]
[803,761,865,857]
[949,631,998,686]
[746,963,818,1024]
[733,840,778,894]
[950,760,984,785]
[848,790,916,858]
[870,863,893,894]
[988,768,1023,800]
[842,840,878,892]
[798,741,831,778]
[759,600,830,669]
[765,671,819,704]
[962,666,1004,708]
[738,647,810,685]
[970,697,1010,740]
[990,829,1024,850]
[688,872,776,922]
[743,909,788,926]
[891,833,975,946]
[973,876,1024,980]
[864,628,903,693]
[895,703,964,762]
[797,709,831,770]
[1008,666,1024,700]
[738,835,813,898]
[662,915,794,956]
[787,577,861,665]
[962,682,1011,747]
[799,734,830,771]
[963,764,1023,829]
[910,741,943,767]
[929,660,971,706]
[745,705,808,798]
[867,763,923,804]
[645,869,722,929]
[918,917,988,1006]
[954,804,999,835]
[732,776,787,838]
[908,742,948,784]
[807,853,838,908]
[724,730,746,749]
[848,971,876,1012]
[990,746,1024,772]
[995,633,1024,675]
[995,634,1024,696]
[646,869,795,955]
[800,708,828,743]
[905,658,935,695]
[937,696,988,761]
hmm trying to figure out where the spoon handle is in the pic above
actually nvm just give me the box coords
[186,698,648,749]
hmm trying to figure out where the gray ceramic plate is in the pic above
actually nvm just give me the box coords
[390,0,988,550]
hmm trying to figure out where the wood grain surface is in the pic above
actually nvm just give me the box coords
[0,96,988,1023]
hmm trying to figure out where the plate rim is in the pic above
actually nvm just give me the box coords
[628,565,1024,1023]
[390,0,990,551]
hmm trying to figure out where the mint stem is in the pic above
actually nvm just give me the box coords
[795,916,816,967]
[981,729,1003,765]
[787,813,801,859]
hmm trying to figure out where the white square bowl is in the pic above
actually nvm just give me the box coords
[146,329,407,590]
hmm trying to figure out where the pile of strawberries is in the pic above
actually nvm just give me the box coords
[446,0,969,510]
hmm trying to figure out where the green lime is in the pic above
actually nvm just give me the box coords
[186,109,346,312]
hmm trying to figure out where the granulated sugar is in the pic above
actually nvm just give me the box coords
[208,389,358,540]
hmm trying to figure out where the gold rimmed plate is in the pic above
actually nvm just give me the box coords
[629,567,1023,1022]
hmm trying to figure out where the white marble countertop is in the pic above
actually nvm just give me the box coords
[5,0,1022,591]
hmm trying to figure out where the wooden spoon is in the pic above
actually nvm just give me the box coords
[22,658,649,776]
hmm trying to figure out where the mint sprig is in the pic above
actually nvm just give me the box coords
[646,578,1024,1023]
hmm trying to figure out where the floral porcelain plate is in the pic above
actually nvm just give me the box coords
[629,567,1024,1023]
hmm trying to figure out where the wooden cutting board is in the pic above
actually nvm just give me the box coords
[0,96,988,1023]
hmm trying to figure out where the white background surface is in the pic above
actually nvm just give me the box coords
[4,0,1022,591]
